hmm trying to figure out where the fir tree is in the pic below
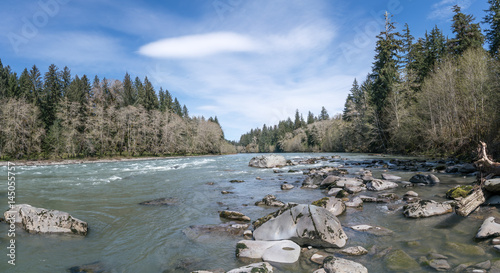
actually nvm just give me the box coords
[449,5,484,56]
[484,0,500,56]
[42,64,62,129]
[122,72,136,106]
[28,65,43,105]
[319,106,329,120]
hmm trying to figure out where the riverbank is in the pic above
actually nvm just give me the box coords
[0,154,219,167]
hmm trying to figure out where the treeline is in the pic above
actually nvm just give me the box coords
[239,3,500,159]
[0,62,235,159]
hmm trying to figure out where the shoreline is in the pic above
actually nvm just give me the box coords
[0,154,219,167]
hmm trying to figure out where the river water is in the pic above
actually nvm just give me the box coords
[0,153,497,272]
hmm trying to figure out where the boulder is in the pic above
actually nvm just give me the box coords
[350,224,393,236]
[327,188,343,197]
[253,204,348,248]
[345,186,365,194]
[340,246,368,256]
[219,211,251,222]
[311,197,346,216]
[281,184,294,190]
[4,204,88,235]
[320,176,340,188]
[428,259,451,271]
[236,240,300,264]
[403,200,453,218]
[227,262,273,273]
[345,197,363,208]
[322,256,368,273]
[476,217,500,239]
[67,261,106,273]
[303,174,326,187]
[445,185,473,199]
[484,178,500,193]
[409,174,440,184]
[138,197,177,206]
[249,155,287,168]
[381,173,402,181]
[366,179,398,191]
[255,195,285,207]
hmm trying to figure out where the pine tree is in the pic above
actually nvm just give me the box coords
[134,76,144,107]
[294,109,302,129]
[307,111,315,124]
[42,64,62,129]
[122,72,135,106]
[28,65,43,105]
[60,66,71,98]
[158,87,166,112]
[319,106,329,120]
[173,97,182,116]
[142,76,158,111]
[484,0,500,56]
[182,105,189,118]
[18,68,31,100]
[449,5,484,56]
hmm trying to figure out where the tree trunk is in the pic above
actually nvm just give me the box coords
[475,141,500,176]
[455,187,486,217]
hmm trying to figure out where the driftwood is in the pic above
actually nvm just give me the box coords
[455,187,486,217]
[455,142,498,217]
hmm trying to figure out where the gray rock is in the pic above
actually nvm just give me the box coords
[429,259,451,271]
[312,197,346,216]
[484,178,500,193]
[68,261,106,273]
[320,176,340,188]
[255,195,285,207]
[381,173,402,181]
[476,217,500,239]
[219,211,250,222]
[249,155,287,168]
[366,179,398,191]
[323,256,368,273]
[253,204,348,248]
[227,262,273,273]
[139,197,177,206]
[409,174,440,184]
[358,195,378,202]
[459,163,477,174]
[327,188,343,197]
[336,177,364,188]
[303,174,326,187]
[403,200,453,218]
[378,193,399,200]
[281,184,294,190]
[350,224,394,236]
[236,240,300,264]
[340,246,368,256]
[5,204,88,235]
[384,249,420,272]
[345,186,365,194]
[345,197,363,208]
[183,222,249,240]
[404,191,419,197]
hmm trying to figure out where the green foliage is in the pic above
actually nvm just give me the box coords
[449,5,484,56]
[484,0,500,56]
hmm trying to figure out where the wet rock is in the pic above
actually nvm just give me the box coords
[68,261,107,273]
[311,197,346,216]
[320,175,340,188]
[327,188,343,197]
[403,200,453,218]
[255,194,285,207]
[221,191,233,194]
[458,163,477,174]
[345,197,363,208]
[323,256,368,273]
[281,184,294,190]
[484,178,500,193]
[428,259,451,271]
[219,211,251,222]
[366,179,398,191]
[350,224,394,236]
[230,180,245,183]
[340,246,368,256]
[5,204,88,235]
[404,191,419,197]
[378,193,399,200]
[484,195,500,205]
[249,155,286,168]
[243,230,252,239]
[335,177,364,188]
[476,217,500,239]
[381,173,402,181]
[409,174,440,184]
[311,253,328,265]
[236,240,300,264]
[358,195,378,203]
[253,204,348,248]
[384,249,420,272]
[226,262,274,273]
[445,242,485,256]
[345,186,365,194]
[303,174,326,187]
[139,197,178,206]
[474,260,491,270]
[183,222,250,240]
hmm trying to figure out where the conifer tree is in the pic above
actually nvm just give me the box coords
[319,106,329,120]
[28,65,43,105]
[18,68,31,100]
[484,0,500,56]
[307,111,315,124]
[42,64,62,129]
[449,5,484,56]
[122,72,135,106]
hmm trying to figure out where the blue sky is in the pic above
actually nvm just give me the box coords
[0,0,490,141]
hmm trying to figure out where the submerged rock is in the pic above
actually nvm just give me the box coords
[350,224,394,236]
[183,222,249,240]
[249,155,287,168]
[476,217,500,239]
[4,204,88,235]
[322,256,368,273]
[281,184,294,190]
[403,200,453,218]
[255,195,285,207]
[445,242,485,256]
[409,174,440,184]
[253,204,348,248]
[68,261,107,273]
[139,197,178,206]
[236,240,300,264]
[384,249,420,272]
[340,246,368,256]
[227,262,274,273]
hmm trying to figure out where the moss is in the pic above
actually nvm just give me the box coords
[312,197,329,207]
[384,249,420,271]
[235,243,248,257]
[251,267,268,273]
[446,185,473,199]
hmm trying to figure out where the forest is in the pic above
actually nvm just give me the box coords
[0,63,236,159]
[238,3,500,160]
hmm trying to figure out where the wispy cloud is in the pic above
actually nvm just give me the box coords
[428,0,473,20]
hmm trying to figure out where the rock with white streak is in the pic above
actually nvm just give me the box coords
[366,179,398,191]
[476,217,500,239]
[249,155,287,168]
[236,240,300,264]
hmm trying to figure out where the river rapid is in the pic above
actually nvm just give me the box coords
[0,153,497,272]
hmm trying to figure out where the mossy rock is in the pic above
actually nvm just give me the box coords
[445,242,485,256]
[312,197,329,207]
[384,249,420,271]
[446,185,473,199]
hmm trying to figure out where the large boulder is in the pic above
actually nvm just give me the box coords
[403,200,453,218]
[484,178,500,193]
[4,204,88,235]
[409,174,440,184]
[366,179,398,191]
[249,155,287,168]
[227,262,273,273]
[476,217,500,239]
[236,240,300,264]
[253,204,348,248]
[312,197,346,216]
[322,256,368,273]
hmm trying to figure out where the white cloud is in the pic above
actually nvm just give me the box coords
[428,0,472,20]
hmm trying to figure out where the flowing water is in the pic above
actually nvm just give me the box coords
[0,153,497,273]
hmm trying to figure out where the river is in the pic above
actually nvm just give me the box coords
[0,153,496,272]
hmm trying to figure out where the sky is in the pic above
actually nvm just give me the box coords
[0,0,491,141]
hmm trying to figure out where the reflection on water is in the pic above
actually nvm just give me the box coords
[0,153,495,272]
